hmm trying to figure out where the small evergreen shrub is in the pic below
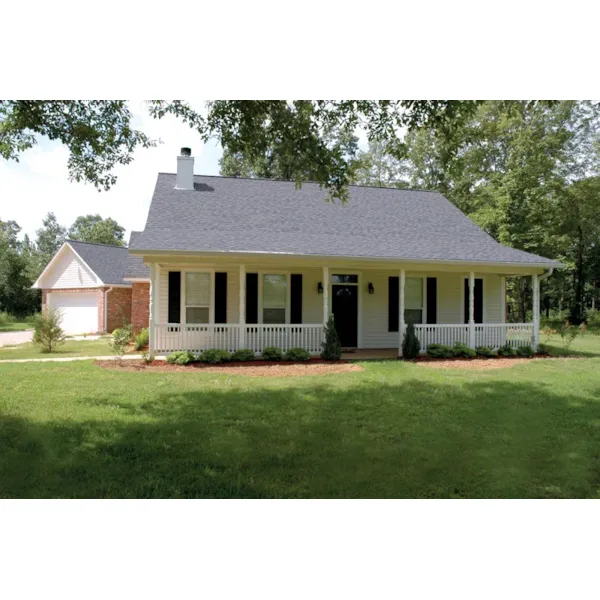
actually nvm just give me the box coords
[497,344,517,357]
[516,345,534,357]
[284,347,311,361]
[166,350,196,365]
[32,308,66,353]
[109,324,133,358]
[230,349,255,362]
[452,342,476,358]
[401,323,421,359]
[537,343,550,354]
[262,346,283,361]
[320,314,342,361]
[142,351,155,364]
[134,328,149,350]
[476,346,496,358]
[199,349,231,364]
[426,344,454,358]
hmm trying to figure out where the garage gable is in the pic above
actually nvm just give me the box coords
[33,243,102,289]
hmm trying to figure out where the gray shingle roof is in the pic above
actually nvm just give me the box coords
[123,232,150,279]
[130,174,561,267]
[67,240,132,285]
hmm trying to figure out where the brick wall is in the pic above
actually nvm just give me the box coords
[106,287,133,332]
[131,282,150,333]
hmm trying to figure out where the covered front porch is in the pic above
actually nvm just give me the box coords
[147,260,546,356]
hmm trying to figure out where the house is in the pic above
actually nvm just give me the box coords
[36,147,562,354]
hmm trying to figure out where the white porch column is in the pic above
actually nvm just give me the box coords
[239,264,246,349]
[148,263,156,353]
[322,266,329,325]
[399,269,406,356]
[532,273,540,350]
[468,271,475,349]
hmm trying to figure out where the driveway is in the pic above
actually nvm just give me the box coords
[0,330,34,347]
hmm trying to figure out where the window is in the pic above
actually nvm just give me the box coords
[263,274,287,324]
[185,272,211,323]
[405,277,423,325]
[332,274,358,284]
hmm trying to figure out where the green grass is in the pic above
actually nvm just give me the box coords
[0,321,34,333]
[2,336,600,498]
[0,338,113,360]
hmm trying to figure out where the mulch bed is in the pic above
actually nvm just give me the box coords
[412,354,566,370]
[95,359,364,378]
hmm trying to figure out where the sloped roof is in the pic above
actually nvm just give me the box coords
[130,174,561,267]
[67,240,132,285]
[123,232,150,279]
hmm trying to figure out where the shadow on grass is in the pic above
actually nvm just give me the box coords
[2,377,600,499]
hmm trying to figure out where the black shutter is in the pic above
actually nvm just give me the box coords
[246,273,258,324]
[388,276,399,332]
[215,272,227,323]
[168,271,181,323]
[464,278,483,324]
[291,274,302,324]
[426,277,437,324]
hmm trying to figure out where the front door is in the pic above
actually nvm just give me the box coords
[332,285,358,347]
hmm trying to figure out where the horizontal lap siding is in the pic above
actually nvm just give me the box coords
[302,269,322,324]
[437,275,462,324]
[484,275,503,323]
[362,271,397,348]
[44,249,98,288]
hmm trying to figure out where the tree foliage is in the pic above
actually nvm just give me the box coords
[68,214,126,246]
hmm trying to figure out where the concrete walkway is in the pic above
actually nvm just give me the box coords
[0,354,164,364]
[0,330,34,347]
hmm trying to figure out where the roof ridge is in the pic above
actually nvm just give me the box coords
[67,239,128,249]
[156,172,441,194]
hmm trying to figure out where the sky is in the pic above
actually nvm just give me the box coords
[0,101,223,241]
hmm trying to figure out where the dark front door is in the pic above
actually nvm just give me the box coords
[332,285,358,347]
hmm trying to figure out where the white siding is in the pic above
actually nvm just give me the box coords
[155,265,505,346]
[42,247,99,289]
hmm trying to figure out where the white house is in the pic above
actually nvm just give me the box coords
[126,148,561,356]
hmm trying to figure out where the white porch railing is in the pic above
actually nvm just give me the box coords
[155,324,242,353]
[153,323,324,355]
[245,324,323,355]
[475,324,533,349]
[414,324,470,348]
[414,323,534,351]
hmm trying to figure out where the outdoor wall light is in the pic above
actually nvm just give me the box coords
[368,282,375,295]
[317,282,324,294]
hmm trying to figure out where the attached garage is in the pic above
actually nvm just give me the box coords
[33,240,138,334]
[47,291,100,335]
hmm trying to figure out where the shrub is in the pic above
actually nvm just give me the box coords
[497,344,517,357]
[516,345,534,357]
[262,346,283,361]
[559,322,579,349]
[199,349,231,364]
[230,349,255,362]
[320,314,342,361]
[284,347,311,361]
[426,344,454,358]
[109,324,132,358]
[32,308,66,353]
[537,343,550,355]
[401,323,421,359]
[166,351,196,365]
[0,311,15,326]
[475,346,496,358]
[142,351,155,365]
[452,342,476,358]
[134,328,149,351]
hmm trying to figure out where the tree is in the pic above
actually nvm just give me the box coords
[0,101,155,190]
[68,214,126,246]
[35,212,66,269]
[350,140,410,188]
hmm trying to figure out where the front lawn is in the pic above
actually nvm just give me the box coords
[2,344,600,498]
[0,338,113,360]
[0,321,33,333]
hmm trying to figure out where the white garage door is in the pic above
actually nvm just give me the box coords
[47,292,99,335]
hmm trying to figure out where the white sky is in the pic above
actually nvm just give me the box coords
[0,101,223,241]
